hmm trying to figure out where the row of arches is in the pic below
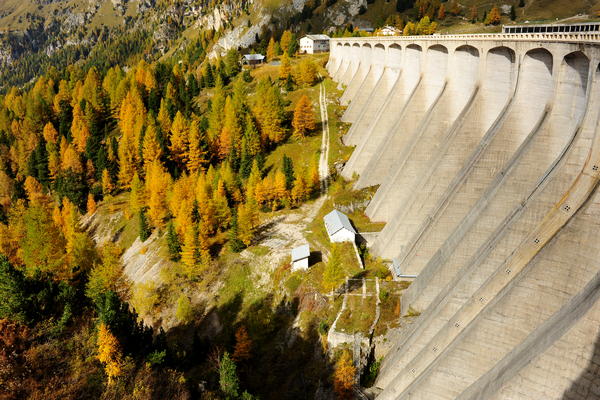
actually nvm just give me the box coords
[332,41,595,88]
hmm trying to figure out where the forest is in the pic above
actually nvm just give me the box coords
[0,29,364,399]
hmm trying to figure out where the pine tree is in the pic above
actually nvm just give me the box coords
[266,37,277,61]
[333,350,356,399]
[510,5,516,20]
[292,95,316,139]
[282,155,295,190]
[228,211,245,252]
[213,180,231,230]
[0,256,28,322]
[129,172,145,217]
[219,352,240,399]
[166,221,182,261]
[138,209,151,241]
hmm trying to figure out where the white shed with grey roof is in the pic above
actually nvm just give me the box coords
[291,244,310,271]
[323,209,356,243]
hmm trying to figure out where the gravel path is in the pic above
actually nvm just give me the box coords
[318,75,331,195]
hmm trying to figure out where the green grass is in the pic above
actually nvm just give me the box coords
[336,295,377,334]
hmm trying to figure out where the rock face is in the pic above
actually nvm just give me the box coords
[328,34,600,399]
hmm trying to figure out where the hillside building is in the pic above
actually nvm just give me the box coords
[291,244,310,271]
[324,209,356,243]
[299,34,330,54]
[242,54,265,67]
[378,25,400,36]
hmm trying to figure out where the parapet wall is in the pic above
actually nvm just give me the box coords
[328,34,600,399]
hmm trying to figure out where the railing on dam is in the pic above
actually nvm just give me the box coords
[330,32,600,44]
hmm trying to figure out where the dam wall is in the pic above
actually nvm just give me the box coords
[327,33,600,399]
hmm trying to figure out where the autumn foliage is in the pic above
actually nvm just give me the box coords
[333,350,356,399]
[292,95,316,139]
[232,325,252,362]
[97,323,124,384]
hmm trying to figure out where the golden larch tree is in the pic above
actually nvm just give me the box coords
[280,30,293,54]
[187,120,208,173]
[333,350,356,399]
[266,37,277,61]
[279,52,292,80]
[291,171,307,206]
[87,193,97,215]
[181,223,198,269]
[146,161,171,228]
[169,111,189,166]
[102,169,114,197]
[292,95,316,139]
[142,121,163,169]
[97,323,124,384]
[117,88,146,187]
[273,169,288,207]
[157,99,172,135]
[485,6,501,25]
[296,59,317,86]
[219,97,241,160]
[42,122,58,144]
[128,172,145,217]
[61,143,83,173]
[237,202,258,246]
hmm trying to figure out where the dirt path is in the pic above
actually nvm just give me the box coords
[240,76,333,283]
[318,75,330,195]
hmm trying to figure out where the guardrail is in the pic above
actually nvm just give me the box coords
[330,32,600,44]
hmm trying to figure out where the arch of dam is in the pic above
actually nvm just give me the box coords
[327,34,600,399]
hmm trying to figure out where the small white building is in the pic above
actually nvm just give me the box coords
[291,244,310,271]
[299,34,330,54]
[378,25,400,36]
[324,209,356,243]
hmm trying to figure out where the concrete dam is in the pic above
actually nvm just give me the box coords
[326,33,600,399]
